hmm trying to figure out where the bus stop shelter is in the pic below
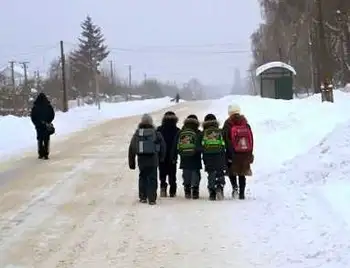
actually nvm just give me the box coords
[256,61,296,100]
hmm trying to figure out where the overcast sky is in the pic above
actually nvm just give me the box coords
[0,0,261,85]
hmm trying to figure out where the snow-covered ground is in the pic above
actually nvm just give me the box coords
[2,91,350,267]
[0,97,176,160]
[207,91,350,267]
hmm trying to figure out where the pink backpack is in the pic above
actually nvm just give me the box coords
[230,124,253,152]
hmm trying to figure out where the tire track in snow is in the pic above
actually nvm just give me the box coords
[0,102,210,267]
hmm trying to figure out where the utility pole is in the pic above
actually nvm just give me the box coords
[94,68,101,110]
[316,0,334,102]
[144,73,147,82]
[127,65,132,101]
[60,41,68,112]
[128,65,132,87]
[92,58,100,110]
[8,61,16,112]
[109,60,114,85]
[9,61,15,90]
[19,61,29,91]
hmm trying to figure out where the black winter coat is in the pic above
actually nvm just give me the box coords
[30,93,55,139]
[200,120,227,172]
[128,123,166,170]
[172,117,202,170]
[156,114,180,165]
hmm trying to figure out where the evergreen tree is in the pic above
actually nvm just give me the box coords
[70,15,109,95]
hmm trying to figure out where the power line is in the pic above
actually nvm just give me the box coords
[108,48,251,54]
[111,42,246,49]
[0,44,59,66]
[63,41,250,54]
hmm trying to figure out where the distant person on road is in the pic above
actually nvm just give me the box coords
[223,104,254,200]
[172,114,202,199]
[30,92,55,160]
[200,113,226,201]
[157,111,180,197]
[175,93,180,103]
[128,113,166,205]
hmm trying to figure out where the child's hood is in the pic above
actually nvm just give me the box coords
[202,119,219,129]
[182,117,200,131]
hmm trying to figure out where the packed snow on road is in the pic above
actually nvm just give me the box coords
[1,91,350,267]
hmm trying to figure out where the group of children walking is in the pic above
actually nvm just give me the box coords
[128,103,254,205]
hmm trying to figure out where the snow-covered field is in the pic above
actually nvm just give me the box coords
[0,97,176,160]
[1,91,350,267]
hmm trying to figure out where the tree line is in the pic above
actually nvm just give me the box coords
[250,0,350,93]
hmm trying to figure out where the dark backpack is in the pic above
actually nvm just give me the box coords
[135,128,158,155]
[230,124,253,153]
[202,127,225,154]
[177,129,197,156]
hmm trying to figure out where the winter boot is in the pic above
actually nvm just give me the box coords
[215,186,224,200]
[184,186,191,199]
[169,184,177,197]
[160,187,167,197]
[192,187,199,199]
[149,201,156,205]
[139,199,147,203]
[209,190,216,201]
[238,176,246,200]
[231,186,238,198]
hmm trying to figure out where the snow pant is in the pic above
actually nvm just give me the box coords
[207,170,225,192]
[182,169,201,198]
[139,167,158,202]
[159,163,177,195]
[37,136,50,157]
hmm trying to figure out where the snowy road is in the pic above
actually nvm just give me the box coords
[0,101,254,268]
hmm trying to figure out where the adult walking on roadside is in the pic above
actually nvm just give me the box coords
[30,92,55,160]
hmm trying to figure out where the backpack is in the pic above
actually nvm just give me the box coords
[177,129,197,156]
[230,124,253,153]
[202,127,225,154]
[135,128,158,155]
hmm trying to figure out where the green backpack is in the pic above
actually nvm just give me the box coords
[202,127,225,154]
[177,129,197,156]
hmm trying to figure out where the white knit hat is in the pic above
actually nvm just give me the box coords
[228,103,241,116]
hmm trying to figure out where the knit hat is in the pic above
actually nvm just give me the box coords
[164,111,176,116]
[228,103,241,116]
[140,113,153,125]
[187,114,198,120]
[204,113,216,121]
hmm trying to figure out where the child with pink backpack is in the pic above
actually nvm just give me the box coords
[222,104,254,199]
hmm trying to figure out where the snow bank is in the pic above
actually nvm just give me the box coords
[236,118,350,267]
[269,117,350,227]
[0,97,175,160]
[209,90,350,173]
[216,101,350,267]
